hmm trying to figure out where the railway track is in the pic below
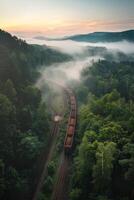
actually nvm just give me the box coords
[32,120,60,200]
[51,153,70,200]
[32,81,77,200]
[51,87,77,200]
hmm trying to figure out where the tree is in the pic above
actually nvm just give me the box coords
[70,188,82,200]
[33,102,50,140]
[99,122,124,142]
[5,166,29,200]
[18,132,42,165]
[22,85,41,108]
[92,142,116,194]
[0,160,5,199]
[119,143,134,181]
[18,106,32,132]
[3,79,17,102]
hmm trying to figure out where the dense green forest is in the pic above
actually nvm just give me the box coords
[70,60,134,200]
[0,29,70,200]
[0,29,134,200]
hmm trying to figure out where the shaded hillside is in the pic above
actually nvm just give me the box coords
[0,30,70,200]
[0,29,71,83]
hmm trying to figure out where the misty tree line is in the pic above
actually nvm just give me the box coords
[70,60,134,200]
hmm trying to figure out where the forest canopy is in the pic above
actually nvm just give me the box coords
[70,60,134,200]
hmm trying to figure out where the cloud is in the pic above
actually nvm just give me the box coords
[8,19,134,37]
[36,37,134,88]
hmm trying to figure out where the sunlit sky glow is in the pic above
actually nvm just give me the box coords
[0,0,134,37]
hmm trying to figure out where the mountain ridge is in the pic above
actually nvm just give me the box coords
[34,30,134,43]
[64,30,134,42]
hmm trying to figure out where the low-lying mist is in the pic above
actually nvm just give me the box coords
[25,37,134,55]
[38,41,133,85]
[36,56,100,88]
[24,36,134,91]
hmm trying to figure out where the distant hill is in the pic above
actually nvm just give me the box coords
[34,36,50,40]
[64,30,134,43]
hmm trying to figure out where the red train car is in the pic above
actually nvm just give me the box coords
[64,91,77,154]
[66,136,72,145]
[69,118,76,126]
[68,125,75,136]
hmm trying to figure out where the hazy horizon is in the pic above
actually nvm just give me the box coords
[1,0,134,37]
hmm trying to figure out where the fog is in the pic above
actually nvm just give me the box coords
[85,40,134,54]
[22,36,134,89]
[24,37,134,55]
[36,56,101,88]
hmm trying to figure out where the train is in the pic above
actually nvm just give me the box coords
[64,88,77,154]
[44,80,77,154]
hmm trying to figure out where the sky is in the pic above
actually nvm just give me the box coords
[0,0,134,37]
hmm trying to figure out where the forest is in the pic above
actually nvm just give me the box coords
[70,60,134,200]
[0,29,70,199]
[0,29,134,200]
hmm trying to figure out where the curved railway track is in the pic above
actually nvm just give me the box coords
[32,82,77,200]
[52,87,77,200]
